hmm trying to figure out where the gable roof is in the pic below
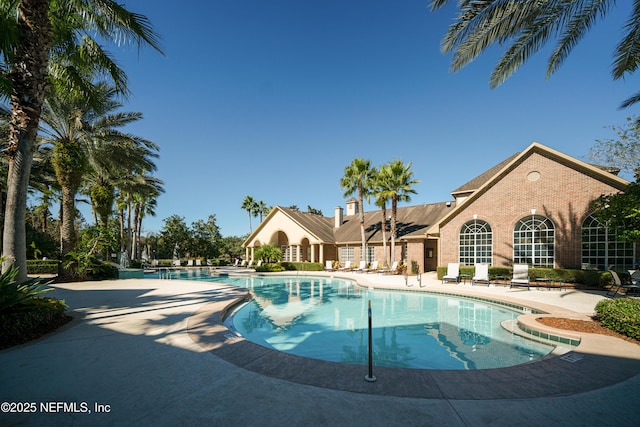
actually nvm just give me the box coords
[427,141,630,234]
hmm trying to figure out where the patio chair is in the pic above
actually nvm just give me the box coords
[246,260,253,269]
[353,260,367,272]
[324,260,335,271]
[338,261,352,271]
[607,270,640,298]
[379,261,398,274]
[442,263,460,283]
[364,260,379,273]
[472,263,491,286]
[510,264,530,289]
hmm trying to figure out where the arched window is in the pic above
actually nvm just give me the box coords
[513,215,555,268]
[459,219,493,265]
[582,214,635,270]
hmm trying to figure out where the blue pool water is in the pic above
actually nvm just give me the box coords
[147,270,554,370]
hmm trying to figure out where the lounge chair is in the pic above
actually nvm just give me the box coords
[379,261,398,274]
[256,260,262,268]
[472,263,490,286]
[364,260,379,273]
[442,263,460,283]
[324,260,335,271]
[353,260,367,272]
[607,270,640,298]
[187,260,193,266]
[195,259,202,266]
[338,261,352,271]
[246,260,253,269]
[239,260,246,267]
[510,264,530,289]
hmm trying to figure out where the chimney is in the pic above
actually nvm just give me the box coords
[334,206,343,228]
[346,198,358,216]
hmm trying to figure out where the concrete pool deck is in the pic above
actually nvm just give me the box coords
[1,271,639,426]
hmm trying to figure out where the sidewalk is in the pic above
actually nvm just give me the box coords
[1,272,639,426]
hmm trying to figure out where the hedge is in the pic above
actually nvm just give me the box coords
[436,266,609,287]
[595,299,640,340]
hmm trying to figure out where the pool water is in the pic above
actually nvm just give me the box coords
[146,270,554,369]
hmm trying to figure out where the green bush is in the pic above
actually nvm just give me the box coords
[26,260,59,275]
[280,262,324,271]
[436,265,610,287]
[0,298,69,349]
[0,266,54,311]
[595,299,640,340]
[255,263,286,272]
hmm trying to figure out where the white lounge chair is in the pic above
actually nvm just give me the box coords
[338,261,352,271]
[379,261,398,274]
[442,263,460,283]
[364,261,379,273]
[353,260,367,272]
[510,264,530,289]
[472,263,490,286]
[324,260,335,271]
[246,260,253,269]
[195,259,202,266]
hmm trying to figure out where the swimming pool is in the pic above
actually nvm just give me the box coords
[152,270,555,370]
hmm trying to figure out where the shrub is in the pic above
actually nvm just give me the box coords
[595,299,640,341]
[0,298,69,349]
[0,266,54,311]
[280,262,324,271]
[26,260,59,275]
[255,263,286,272]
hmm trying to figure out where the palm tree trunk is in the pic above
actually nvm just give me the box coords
[59,185,77,257]
[390,197,397,264]
[358,188,366,262]
[381,206,388,266]
[2,0,53,281]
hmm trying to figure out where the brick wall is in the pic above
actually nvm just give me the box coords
[440,151,625,269]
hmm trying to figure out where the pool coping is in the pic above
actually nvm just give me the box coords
[186,278,640,400]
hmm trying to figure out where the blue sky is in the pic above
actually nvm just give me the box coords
[104,0,638,238]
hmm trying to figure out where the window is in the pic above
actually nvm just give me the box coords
[513,215,555,268]
[340,246,354,263]
[366,246,375,263]
[582,215,635,270]
[281,245,298,262]
[459,220,493,265]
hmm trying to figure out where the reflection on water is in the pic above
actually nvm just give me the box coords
[226,276,554,370]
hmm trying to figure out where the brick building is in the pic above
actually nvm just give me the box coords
[243,142,635,272]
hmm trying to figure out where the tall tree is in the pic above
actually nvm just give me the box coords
[0,0,162,281]
[589,116,640,180]
[382,160,419,264]
[39,82,159,266]
[340,158,374,262]
[371,166,391,267]
[241,195,257,232]
[430,0,640,108]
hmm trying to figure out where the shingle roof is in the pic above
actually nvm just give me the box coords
[338,202,456,243]
[278,207,335,242]
[451,152,519,195]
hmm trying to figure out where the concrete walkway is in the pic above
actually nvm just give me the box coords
[1,271,639,426]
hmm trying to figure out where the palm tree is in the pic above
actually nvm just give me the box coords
[430,0,640,108]
[256,200,268,222]
[340,158,375,263]
[241,196,257,232]
[383,160,419,264]
[0,0,162,281]
[371,167,392,267]
[39,82,159,264]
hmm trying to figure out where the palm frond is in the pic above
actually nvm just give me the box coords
[548,0,612,78]
[612,0,640,79]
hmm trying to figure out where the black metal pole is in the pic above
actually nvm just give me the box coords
[365,299,376,382]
